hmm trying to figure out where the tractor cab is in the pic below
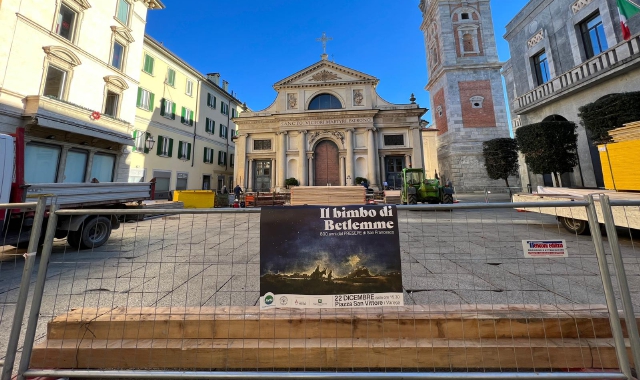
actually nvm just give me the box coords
[401,168,454,205]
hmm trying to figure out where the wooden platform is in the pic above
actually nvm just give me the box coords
[30,305,636,370]
[291,186,365,206]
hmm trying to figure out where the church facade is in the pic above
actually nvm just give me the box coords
[233,56,427,192]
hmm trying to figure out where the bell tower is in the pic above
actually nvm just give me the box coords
[419,0,511,191]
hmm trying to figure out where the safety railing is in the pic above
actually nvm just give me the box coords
[1,197,637,380]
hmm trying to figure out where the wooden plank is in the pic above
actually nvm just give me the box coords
[30,338,627,370]
[291,186,365,206]
[46,306,635,341]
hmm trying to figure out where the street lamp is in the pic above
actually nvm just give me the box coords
[145,134,156,151]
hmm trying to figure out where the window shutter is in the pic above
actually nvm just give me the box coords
[219,124,223,138]
[132,130,138,152]
[168,138,173,157]
[207,93,211,107]
[230,154,234,167]
[156,136,163,156]
[144,132,151,154]
[149,93,155,111]
[171,102,176,120]
[214,96,217,108]
[149,56,154,73]
[203,147,207,163]
[136,87,142,108]
[178,141,183,158]
[189,111,194,126]
[160,98,166,116]
[187,143,192,160]
[181,107,186,124]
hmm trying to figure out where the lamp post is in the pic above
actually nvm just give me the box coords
[145,134,156,151]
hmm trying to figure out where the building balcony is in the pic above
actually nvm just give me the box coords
[24,95,133,146]
[513,33,640,113]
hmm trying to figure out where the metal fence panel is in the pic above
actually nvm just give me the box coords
[4,201,636,379]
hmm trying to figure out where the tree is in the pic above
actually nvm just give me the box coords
[482,138,519,188]
[578,92,640,144]
[515,121,579,187]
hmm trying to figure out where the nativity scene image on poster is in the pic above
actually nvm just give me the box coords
[260,205,403,307]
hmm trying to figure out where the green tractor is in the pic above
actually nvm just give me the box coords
[400,168,454,205]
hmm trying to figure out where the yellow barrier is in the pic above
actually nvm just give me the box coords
[599,140,640,191]
[173,190,215,209]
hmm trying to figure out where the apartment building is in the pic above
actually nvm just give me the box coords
[503,0,640,189]
[0,0,163,184]
[128,36,244,199]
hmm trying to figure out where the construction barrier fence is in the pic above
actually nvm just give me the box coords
[0,196,638,380]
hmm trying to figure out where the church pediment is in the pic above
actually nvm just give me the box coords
[274,60,378,89]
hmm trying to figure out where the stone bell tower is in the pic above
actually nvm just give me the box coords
[419,0,511,191]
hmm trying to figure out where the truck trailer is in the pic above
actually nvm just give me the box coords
[1,129,155,249]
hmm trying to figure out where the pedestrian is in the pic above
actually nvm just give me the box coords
[233,184,242,197]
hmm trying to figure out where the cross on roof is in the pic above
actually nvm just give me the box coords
[316,32,333,55]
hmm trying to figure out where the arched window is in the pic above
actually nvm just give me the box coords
[308,94,342,110]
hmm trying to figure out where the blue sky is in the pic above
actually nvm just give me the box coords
[146,0,530,121]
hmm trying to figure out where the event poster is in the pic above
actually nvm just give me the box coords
[260,205,403,309]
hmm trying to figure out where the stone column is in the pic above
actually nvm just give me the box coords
[367,128,378,188]
[235,134,247,187]
[405,155,411,168]
[411,126,424,169]
[345,128,354,185]
[339,156,345,186]
[277,132,287,188]
[271,158,276,191]
[247,159,254,192]
[308,153,314,186]
[299,130,307,186]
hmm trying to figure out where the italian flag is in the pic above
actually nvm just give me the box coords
[618,0,640,40]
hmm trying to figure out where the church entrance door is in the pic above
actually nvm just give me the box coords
[385,156,406,189]
[314,140,340,186]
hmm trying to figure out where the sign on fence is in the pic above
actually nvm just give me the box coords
[522,240,569,258]
[260,205,403,309]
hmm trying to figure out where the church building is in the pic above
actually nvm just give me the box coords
[233,53,427,192]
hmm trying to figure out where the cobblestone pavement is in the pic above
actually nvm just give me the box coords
[1,200,639,368]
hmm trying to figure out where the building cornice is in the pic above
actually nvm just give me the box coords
[426,62,504,90]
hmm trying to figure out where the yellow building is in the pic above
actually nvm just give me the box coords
[128,36,244,199]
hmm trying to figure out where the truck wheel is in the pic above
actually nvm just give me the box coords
[408,194,417,205]
[442,194,454,204]
[559,216,589,235]
[76,216,112,249]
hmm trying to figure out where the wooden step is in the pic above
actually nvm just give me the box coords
[30,337,626,370]
[291,186,365,206]
[47,305,635,341]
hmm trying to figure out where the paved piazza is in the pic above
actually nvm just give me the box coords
[1,196,639,364]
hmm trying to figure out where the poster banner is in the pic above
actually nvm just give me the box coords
[522,240,569,258]
[260,205,403,309]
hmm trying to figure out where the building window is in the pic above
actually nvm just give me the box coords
[55,3,76,41]
[204,147,214,164]
[136,88,154,111]
[384,134,405,146]
[116,0,130,25]
[220,124,228,139]
[532,50,551,86]
[308,94,342,110]
[143,54,154,75]
[63,149,88,183]
[181,107,194,126]
[461,13,469,20]
[156,136,173,157]
[205,118,215,134]
[111,41,125,70]
[176,173,188,190]
[218,151,227,165]
[43,65,67,99]
[230,153,234,167]
[186,79,193,96]
[254,139,272,151]
[25,143,61,183]
[207,93,217,108]
[580,13,608,59]
[90,153,116,183]
[166,68,176,87]
[160,98,175,119]
[132,130,150,153]
[178,141,192,160]
[104,91,119,117]
[220,102,229,115]
[231,108,238,118]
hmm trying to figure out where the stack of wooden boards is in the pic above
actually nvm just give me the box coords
[291,186,365,206]
[30,305,635,370]
[609,121,640,142]
[384,190,401,204]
